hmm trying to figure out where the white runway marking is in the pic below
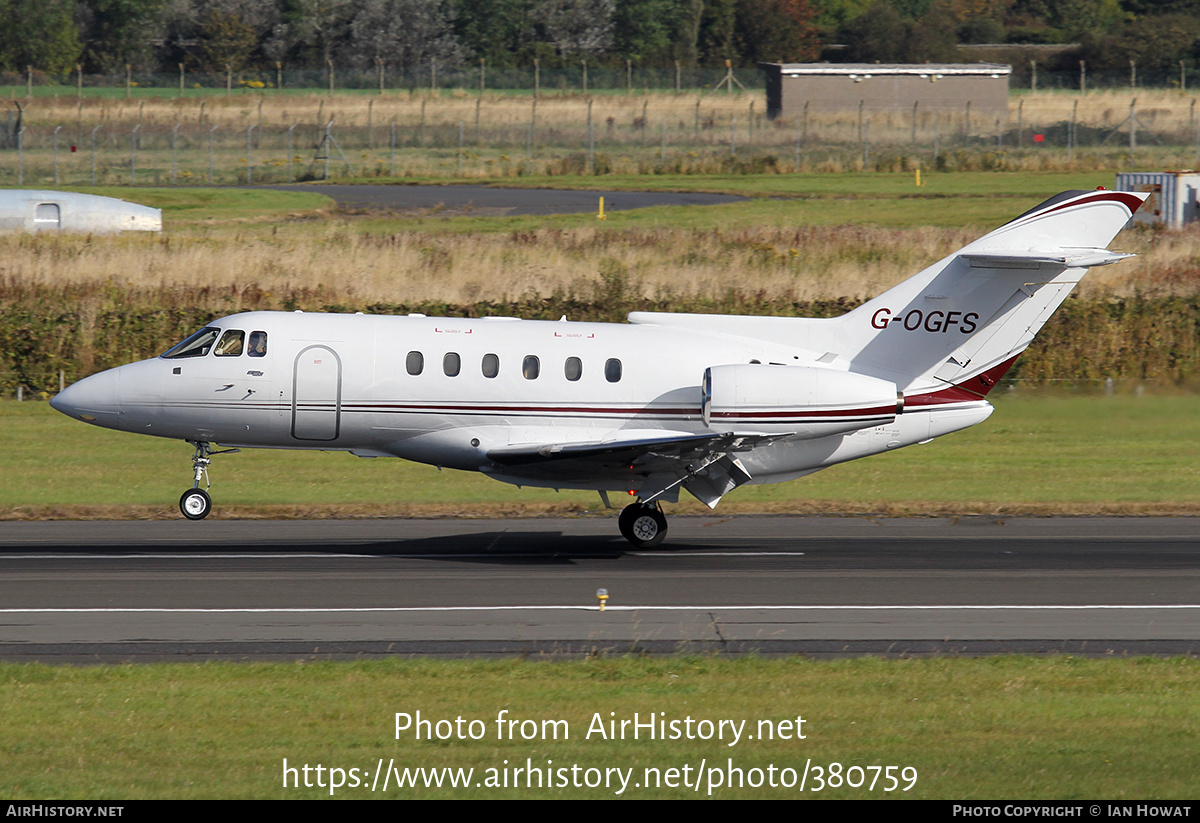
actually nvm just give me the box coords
[4,605,1199,614]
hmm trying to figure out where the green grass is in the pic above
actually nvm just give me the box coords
[1,656,1197,798]
[6,171,1117,236]
[3,392,1197,518]
[369,170,1117,198]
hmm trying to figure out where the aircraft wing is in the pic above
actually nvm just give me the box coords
[486,430,784,508]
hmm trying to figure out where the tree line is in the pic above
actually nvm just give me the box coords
[1,0,1197,80]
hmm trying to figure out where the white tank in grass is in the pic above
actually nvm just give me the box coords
[0,190,161,233]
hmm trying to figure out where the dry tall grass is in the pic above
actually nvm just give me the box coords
[14,89,1200,143]
[1,220,1195,309]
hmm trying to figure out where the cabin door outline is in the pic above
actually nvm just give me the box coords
[291,345,342,441]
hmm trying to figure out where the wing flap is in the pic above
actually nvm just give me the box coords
[486,430,782,506]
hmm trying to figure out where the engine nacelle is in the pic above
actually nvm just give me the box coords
[702,364,902,438]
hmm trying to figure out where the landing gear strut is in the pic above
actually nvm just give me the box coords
[618,501,668,548]
[179,440,238,520]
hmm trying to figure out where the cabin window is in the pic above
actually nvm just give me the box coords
[162,327,221,359]
[247,331,268,357]
[605,358,623,383]
[443,352,461,377]
[215,329,245,357]
[522,355,540,380]
[564,357,582,381]
[482,353,500,378]
[406,351,424,375]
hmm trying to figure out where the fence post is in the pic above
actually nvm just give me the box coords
[1030,60,1036,92]
[277,62,282,92]
[390,119,396,177]
[377,58,385,95]
[457,121,464,175]
[912,100,918,144]
[533,59,539,99]
[209,125,217,183]
[130,124,139,184]
[126,64,132,99]
[90,125,99,186]
[76,64,82,99]
[1080,60,1086,95]
[627,59,632,95]
[246,124,254,183]
[327,59,334,95]
[587,98,594,174]
[1068,99,1077,162]
[287,123,297,182]
[227,63,233,96]
[172,123,180,183]
[26,65,32,99]
[16,126,23,185]
[1129,98,1137,151]
[53,126,61,184]
[582,61,588,95]
[179,63,184,98]
[479,58,485,94]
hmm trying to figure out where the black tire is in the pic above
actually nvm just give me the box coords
[180,489,212,520]
[618,503,668,548]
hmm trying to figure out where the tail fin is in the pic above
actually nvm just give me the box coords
[838,190,1144,398]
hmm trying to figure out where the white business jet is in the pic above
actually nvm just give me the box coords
[51,190,1143,546]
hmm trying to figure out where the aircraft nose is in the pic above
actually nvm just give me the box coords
[50,367,123,428]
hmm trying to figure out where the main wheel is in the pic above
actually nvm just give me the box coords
[180,488,212,520]
[618,503,668,548]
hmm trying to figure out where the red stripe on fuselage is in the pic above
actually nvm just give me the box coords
[906,354,1020,407]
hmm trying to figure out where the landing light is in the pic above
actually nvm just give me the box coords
[596,589,609,611]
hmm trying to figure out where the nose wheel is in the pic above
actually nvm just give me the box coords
[180,488,212,520]
[179,440,238,521]
[618,502,668,548]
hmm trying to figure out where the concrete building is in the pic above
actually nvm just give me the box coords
[759,63,1011,119]
[0,190,161,233]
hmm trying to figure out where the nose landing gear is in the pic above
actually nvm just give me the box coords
[618,501,668,548]
[179,440,239,520]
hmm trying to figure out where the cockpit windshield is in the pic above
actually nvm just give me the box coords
[161,327,221,359]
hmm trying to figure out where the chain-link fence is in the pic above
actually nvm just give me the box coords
[2,91,1199,186]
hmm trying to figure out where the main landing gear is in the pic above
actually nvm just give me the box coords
[179,440,238,520]
[618,501,668,548]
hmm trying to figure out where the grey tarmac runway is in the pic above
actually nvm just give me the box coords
[249,183,746,216]
[0,516,1197,661]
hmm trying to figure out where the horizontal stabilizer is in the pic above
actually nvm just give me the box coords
[961,248,1135,269]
